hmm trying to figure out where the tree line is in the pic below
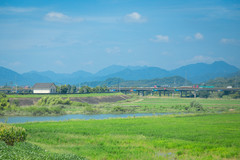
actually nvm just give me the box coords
[57,85,109,94]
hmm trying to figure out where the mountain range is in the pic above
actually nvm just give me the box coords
[0,61,239,86]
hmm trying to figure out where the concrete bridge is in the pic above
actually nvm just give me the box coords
[110,87,240,98]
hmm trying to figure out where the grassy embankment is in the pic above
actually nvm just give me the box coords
[3,93,240,116]
[7,92,123,98]
[1,93,124,116]
[14,113,240,160]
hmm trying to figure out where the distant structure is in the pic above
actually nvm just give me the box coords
[32,83,57,94]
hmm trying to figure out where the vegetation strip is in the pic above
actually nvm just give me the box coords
[7,92,123,98]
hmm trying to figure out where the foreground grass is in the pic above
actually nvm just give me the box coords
[0,141,85,160]
[17,113,240,160]
[7,92,123,98]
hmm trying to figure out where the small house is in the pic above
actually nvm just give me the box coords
[33,83,57,94]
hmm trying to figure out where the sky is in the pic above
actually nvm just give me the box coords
[0,0,240,74]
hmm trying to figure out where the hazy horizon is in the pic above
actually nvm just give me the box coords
[1,0,240,74]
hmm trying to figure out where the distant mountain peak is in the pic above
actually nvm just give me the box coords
[1,61,239,86]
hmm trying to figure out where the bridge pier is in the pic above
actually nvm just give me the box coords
[180,91,182,97]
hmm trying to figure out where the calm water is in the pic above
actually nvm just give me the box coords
[0,113,174,124]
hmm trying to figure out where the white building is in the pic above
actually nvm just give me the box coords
[32,83,57,94]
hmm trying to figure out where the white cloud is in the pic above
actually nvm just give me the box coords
[194,33,204,40]
[125,12,146,23]
[0,7,36,14]
[220,38,239,45]
[151,35,169,42]
[45,12,84,23]
[181,55,224,65]
[106,47,120,54]
[185,33,203,41]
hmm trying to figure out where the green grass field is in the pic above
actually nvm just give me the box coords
[89,96,240,114]
[16,113,240,160]
[122,96,240,112]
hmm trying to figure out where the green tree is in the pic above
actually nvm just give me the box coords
[67,84,71,93]
[79,86,92,94]
[60,85,68,94]
[70,85,77,93]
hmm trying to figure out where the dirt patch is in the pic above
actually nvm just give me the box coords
[9,98,41,106]
[9,95,130,106]
[69,95,130,104]
[229,109,235,112]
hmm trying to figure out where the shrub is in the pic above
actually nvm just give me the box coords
[83,106,98,114]
[0,93,10,110]
[0,123,27,146]
[26,106,66,116]
[37,97,72,106]
[190,101,204,112]
[112,106,126,113]
[62,98,72,105]
[11,99,20,107]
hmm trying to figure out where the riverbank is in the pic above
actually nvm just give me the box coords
[1,95,240,116]
[8,94,129,106]
[0,94,131,116]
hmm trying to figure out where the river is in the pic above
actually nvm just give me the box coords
[0,113,174,124]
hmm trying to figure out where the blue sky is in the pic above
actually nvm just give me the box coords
[0,0,240,73]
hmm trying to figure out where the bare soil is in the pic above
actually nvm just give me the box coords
[9,95,130,106]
